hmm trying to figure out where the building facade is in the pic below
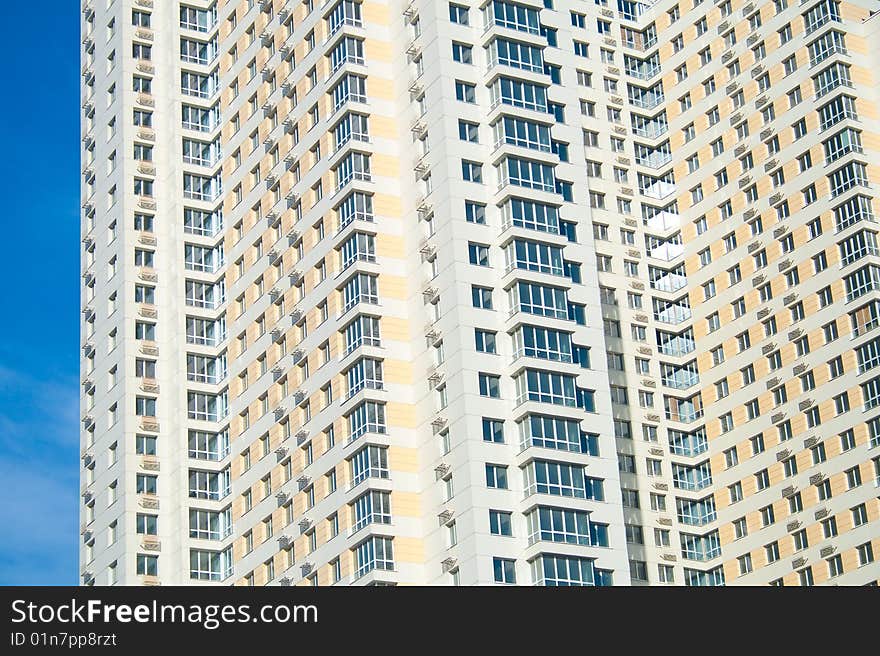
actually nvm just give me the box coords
[79,0,880,586]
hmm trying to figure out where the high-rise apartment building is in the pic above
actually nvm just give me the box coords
[79,0,880,587]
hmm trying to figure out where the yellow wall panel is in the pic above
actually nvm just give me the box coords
[389,446,419,473]
[377,234,406,258]
[363,2,392,25]
[364,41,394,62]
[367,77,395,100]
[384,359,413,384]
[372,154,400,179]
[378,275,409,299]
[374,193,403,218]
[371,115,400,139]
[391,491,421,517]
[386,402,416,428]
[381,316,411,341]
[391,537,424,563]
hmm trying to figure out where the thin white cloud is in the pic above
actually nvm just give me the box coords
[0,361,79,585]
[0,460,79,585]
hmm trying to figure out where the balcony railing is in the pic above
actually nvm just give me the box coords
[825,142,863,165]
[629,94,665,110]
[658,338,696,357]
[805,12,842,37]
[852,316,880,339]
[681,546,721,562]
[814,77,854,100]
[512,348,574,365]
[662,373,700,390]
[848,279,880,303]
[621,35,658,52]
[330,53,365,76]
[665,408,704,423]
[836,209,875,233]
[810,45,848,68]
[654,306,692,325]
[648,242,684,262]
[346,379,384,400]
[669,439,708,458]
[187,371,227,384]
[639,180,675,199]
[636,151,672,169]
[841,246,880,268]
[672,477,712,492]
[632,123,668,140]
[626,65,661,81]
[677,510,716,526]
[643,210,680,232]
[651,273,687,293]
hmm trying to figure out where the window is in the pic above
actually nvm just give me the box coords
[844,466,862,490]
[729,483,743,504]
[452,42,472,64]
[621,489,639,507]
[482,418,504,444]
[486,464,508,489]
[619,454,636,474]
[825,554,843,578]
[472,285,493,309]
[630,561,648,582]
[479,373,501,398]
[730,518,747,542]
[493,558,516,584]
[750,434,765,456]
[449,3,469,24]
[136,554,158,577]
[651,493,667,512]
[699,47,712,67]
[707,313,720,332]
[828,356,844,378]
[703,77,716,95]
[824,321,839,343]
[760,505,776,527]
[852,503,868,527]
[354,536,394,579]
[835,392,850,415]
[682,122,696,142]
[724,447,738,468]
[625,524,644,544]
[455,80,476,103]
[857,542,875,566]
[755,469,770,490]
[464,200,486,224]
[793,529,809,551]
[135,396,157,418]
[468,242,489,266]
[797,567,814,587]
[458,120,478,143]
[809,442,827,466]
[475,329,497,354]
[489,510,513,536]
[840,429,856,451]
[132,43,152,61]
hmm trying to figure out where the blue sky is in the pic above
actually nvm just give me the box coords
[0,3,81,584]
